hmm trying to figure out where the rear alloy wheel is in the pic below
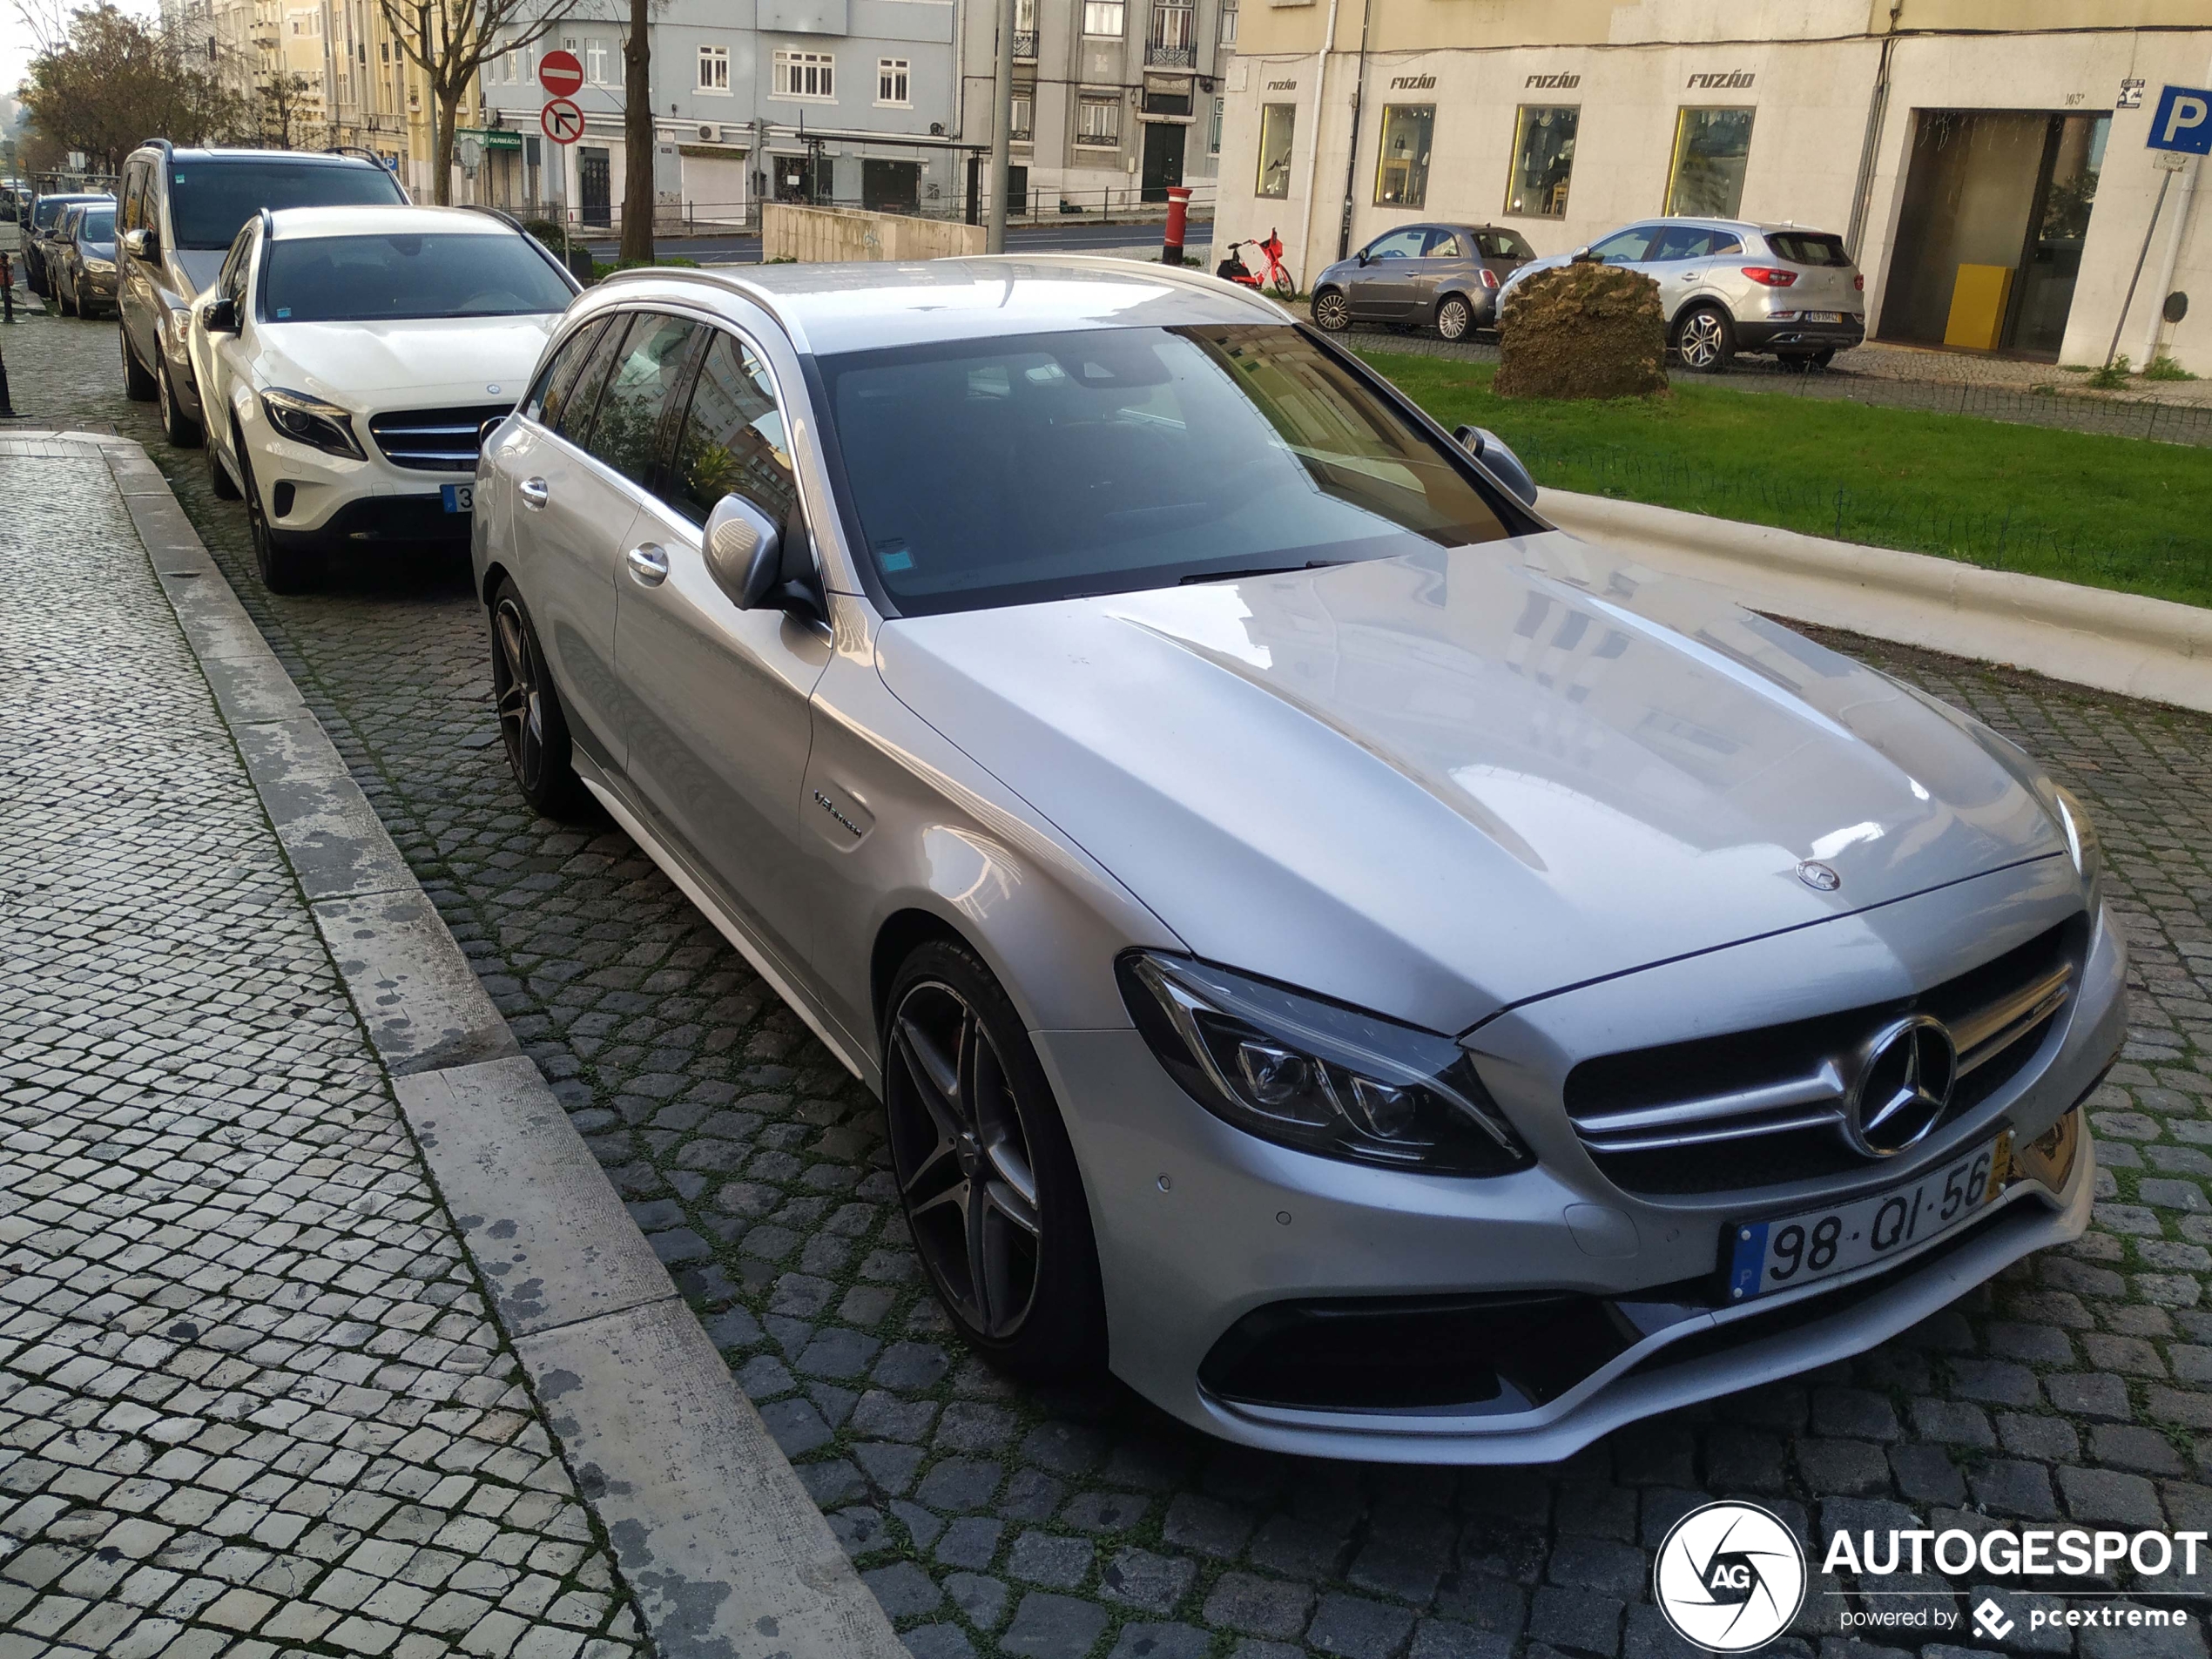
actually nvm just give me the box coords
[1675,306,1735,373]
[1312,288,1351,332]
[158,357,202,448]
[884,940,1106,1380]
[121,329,158,401]
[489,579,589,818]
[1436,294,1474,341]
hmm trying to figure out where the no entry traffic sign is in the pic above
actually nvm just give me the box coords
[538,48,583,99]
[542,98,583,145]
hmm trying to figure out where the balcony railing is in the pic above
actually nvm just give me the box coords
[1144,40,1195,66]
[1013,30,1036,57]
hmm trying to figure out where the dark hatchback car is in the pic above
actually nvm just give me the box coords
[24,192,113,296]
[1309,223,1536,341]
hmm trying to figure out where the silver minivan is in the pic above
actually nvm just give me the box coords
[1500,216,1866,370]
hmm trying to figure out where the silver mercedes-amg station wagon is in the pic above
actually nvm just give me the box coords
[473,257,2122,1464]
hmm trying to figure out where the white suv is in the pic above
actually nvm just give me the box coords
[190,203,580,590]
[1499,217,1866,371]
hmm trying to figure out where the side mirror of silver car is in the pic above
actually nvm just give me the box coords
[704,494,784,610]
[1453,424,1539,509]
[122,226,156,260]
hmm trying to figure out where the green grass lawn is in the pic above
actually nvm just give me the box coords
[1358,351,2212,610]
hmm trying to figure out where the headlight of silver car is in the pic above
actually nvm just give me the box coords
[2052,784,2101,898]
[1117,951,1532,1175]
[260,388,364,460]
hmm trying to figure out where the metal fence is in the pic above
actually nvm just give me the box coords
[509,184,1217,241]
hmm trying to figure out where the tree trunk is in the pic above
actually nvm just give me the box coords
[617,0,653,264]
[436,85,462,204]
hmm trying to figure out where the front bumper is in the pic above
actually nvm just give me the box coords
[267,491,471,553]
[1039,874,2123,1464]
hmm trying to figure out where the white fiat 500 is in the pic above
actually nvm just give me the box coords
[191,203,579,590]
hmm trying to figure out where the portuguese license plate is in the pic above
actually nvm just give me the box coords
[442,482,474,513]
[1726,1131,2012,1303]
[1804,310,1844,324]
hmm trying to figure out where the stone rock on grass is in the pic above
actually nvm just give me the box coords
[1496,262,1668,401]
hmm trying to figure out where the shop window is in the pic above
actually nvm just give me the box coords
[1372,104,1432,207]
[1255,101,1293,199]
[1665,106,1753,219]
[1505,104,1576,218]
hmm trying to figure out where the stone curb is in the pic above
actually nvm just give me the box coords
[1542,488,2212,715]
[68,428,906,1659]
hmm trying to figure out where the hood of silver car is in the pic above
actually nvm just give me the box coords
[873,532,2066,1032]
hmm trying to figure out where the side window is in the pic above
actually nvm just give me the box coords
[1364,227,1428,260]
[218,226,253,301]
[120,166,145,235]
[556,317,629,448]
[1588,225,1656,263]
[1710,234,1744,256]
[1651,226,1720,261]
[524,317,608,427]
[664,330,797,531]
[1424,230,1466,259]
[584,312,702,488]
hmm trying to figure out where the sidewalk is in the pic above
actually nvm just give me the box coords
[0,434,645,1658]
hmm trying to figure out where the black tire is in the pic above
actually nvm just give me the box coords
[121,327,158,401]
[882,938,1107,1382]
[58,274,76,317]
[158,356,203,448]
[207,431,240,500]
[235,422,322,593]
[1673,305,1736,373]
[1268,270,1295,302]
[489,577,590,818]
[1435,293,1474,341]
[1311,287,1351,332]
[1809,347,1837,369]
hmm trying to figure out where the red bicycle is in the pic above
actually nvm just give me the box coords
[1216,228,1296,300]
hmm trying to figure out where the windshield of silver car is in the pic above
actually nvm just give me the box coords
[263,233,575,322]
[168,163,405,249]
[820,324,1514,614]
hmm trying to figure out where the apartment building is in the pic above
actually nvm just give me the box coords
[1214,0,2212,371]
[960,0,1238,212]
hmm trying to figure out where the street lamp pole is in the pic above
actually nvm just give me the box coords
[985,0,1015,253]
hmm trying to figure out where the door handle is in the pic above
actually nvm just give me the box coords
[519,476,549,510]
[626,543,670,587]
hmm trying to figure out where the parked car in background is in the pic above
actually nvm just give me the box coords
[24,192,111,296]
[1310,223,1535,340]
[51,200,120,318]
[118,140,408,446]
[1499,217,1866,370]
[192,203,579,591]
[474,256,2121,1464]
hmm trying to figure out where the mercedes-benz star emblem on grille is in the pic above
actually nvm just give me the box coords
[1796,860,1841,891]
[1844,1014,1957,1157]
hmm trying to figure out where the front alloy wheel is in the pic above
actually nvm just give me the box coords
[1676,307,1734,372]
[1312,288,1351,332]
[884,941,1105,1378]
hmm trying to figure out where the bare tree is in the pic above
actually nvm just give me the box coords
[259,67,322,149]
[15,0,251,172]
[375,0,572,203]
[616,0,649,261]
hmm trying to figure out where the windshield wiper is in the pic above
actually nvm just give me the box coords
[1178,559,1342,585]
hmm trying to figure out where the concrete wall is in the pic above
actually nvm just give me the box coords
[762,202,988,259]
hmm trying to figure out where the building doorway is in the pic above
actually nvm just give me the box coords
[1880,109,2108,358]
[1142,122,1186,203]
[862,158,921,213]
[579,147,611,227]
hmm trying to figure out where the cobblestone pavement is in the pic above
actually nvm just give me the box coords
[9,306,2212,1659]
[0,431,648,1658]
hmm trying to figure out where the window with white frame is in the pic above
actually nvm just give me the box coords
[1010,91,1033,140]
[772,48,834,100]
[1082,0,1123,35]
[586,38,609,84]
[1218,0,1236,44]
[502,48,519,82]
[1076,91,1120,145]
[876,57,909,105]
[698,44,729,91]
[1208,94,1223,153]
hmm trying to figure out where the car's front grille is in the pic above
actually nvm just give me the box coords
[368,403,511,471]
[1564,917,2084,1196]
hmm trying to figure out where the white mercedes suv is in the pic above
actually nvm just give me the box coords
[191,203,580,590]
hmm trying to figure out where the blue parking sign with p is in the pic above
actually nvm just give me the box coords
[2149,84,2212,154]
